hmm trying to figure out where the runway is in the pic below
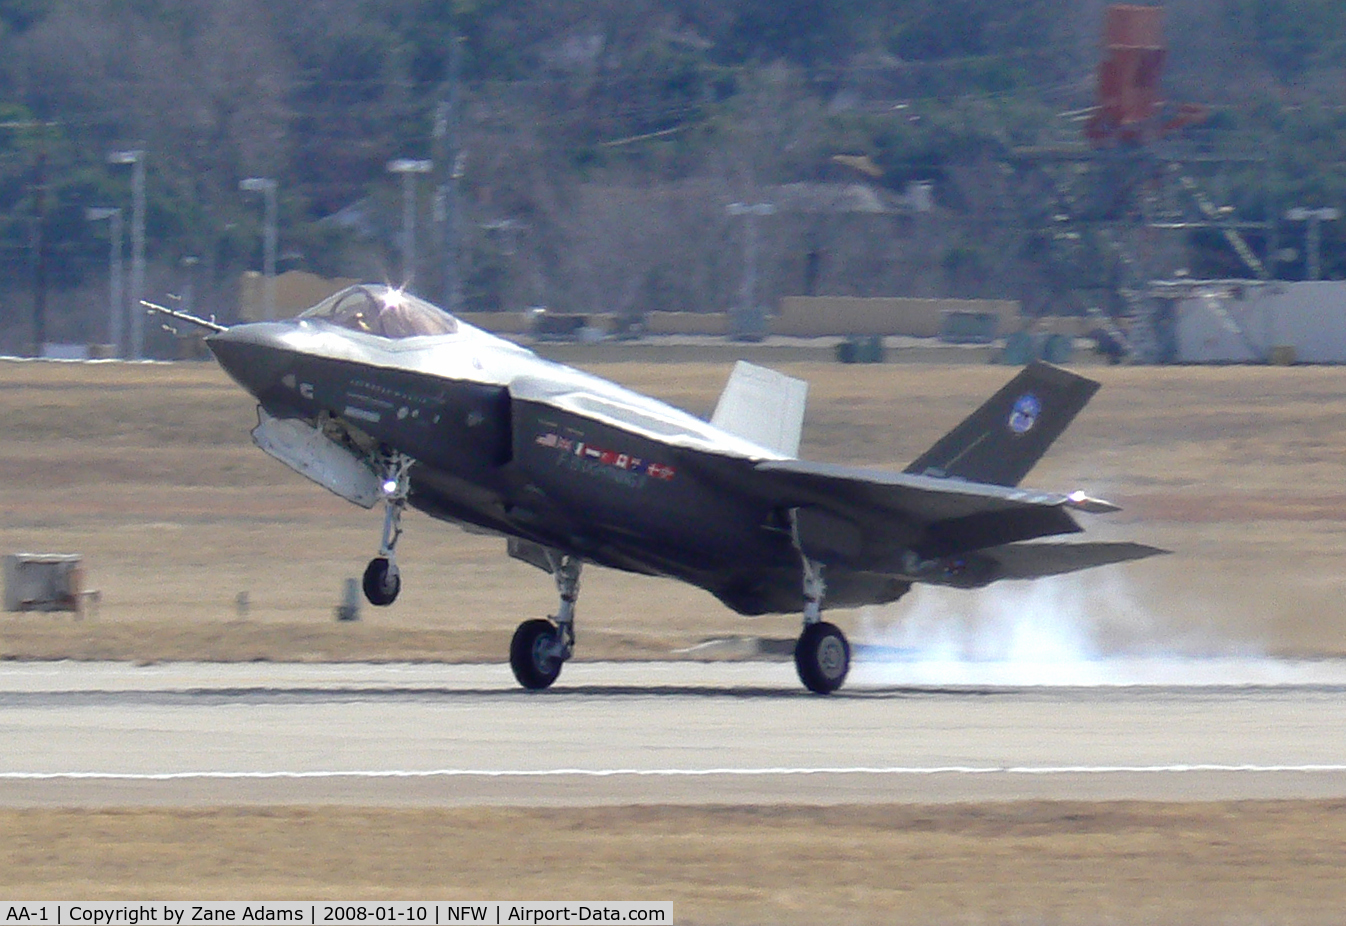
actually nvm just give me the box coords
[3,660,1346,807]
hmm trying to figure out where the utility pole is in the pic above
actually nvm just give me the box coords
[109,149,146,358]
[726,201,776,338]
[387,159,432,288]
[85,208,123,355]
[31,141,47,357]
[240,178,279,319]
[435,31,463,311]
[1,120,56,357]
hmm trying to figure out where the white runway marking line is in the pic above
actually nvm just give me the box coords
[2,765,1346,781]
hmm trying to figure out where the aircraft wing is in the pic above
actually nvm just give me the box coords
[754,458,1123,562]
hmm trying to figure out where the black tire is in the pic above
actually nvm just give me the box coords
[362,557,400,606]
[510,618,564,690]
[795,621,850,694]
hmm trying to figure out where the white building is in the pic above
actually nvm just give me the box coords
[1176,281,1346,363]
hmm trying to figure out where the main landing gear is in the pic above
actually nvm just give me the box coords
[792,518,851,695]
[362,453,413,607]
[509,552,581,690]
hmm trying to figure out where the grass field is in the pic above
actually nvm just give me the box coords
[2,358,1346,661]
[5,357,1346,920]
[3,801,1345,924]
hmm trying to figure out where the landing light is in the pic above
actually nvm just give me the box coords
[381,479,399,496]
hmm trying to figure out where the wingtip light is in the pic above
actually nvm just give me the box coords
[1065,490,1121,514]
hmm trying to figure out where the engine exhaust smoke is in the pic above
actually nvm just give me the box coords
[850,572,1343,687]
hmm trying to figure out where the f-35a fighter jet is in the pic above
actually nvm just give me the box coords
[171,284,1160,694]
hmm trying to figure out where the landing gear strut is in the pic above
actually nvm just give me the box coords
[363,453,412,607]
[791,513,850,694]
[509,551,581,690]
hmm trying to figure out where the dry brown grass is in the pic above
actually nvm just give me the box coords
[6,359,1346,921]
[2,801,1345,924]
[4,359,1346,661]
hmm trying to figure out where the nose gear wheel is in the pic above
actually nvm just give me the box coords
[362,452,413,607]
[362,556,400,606]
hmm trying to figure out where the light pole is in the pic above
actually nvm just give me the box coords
[108,150,145,358]
[388,159,433,289]
[1285,207,1342,281]
[240,177,278,320]
[85,207,123,356]
[726,201,776,336]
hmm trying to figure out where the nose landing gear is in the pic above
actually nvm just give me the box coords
[362,453,413,607]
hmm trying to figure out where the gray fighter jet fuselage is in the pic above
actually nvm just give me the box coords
[190,284,1161,693]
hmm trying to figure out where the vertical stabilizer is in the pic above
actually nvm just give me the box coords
[904,361,1099,487]
[710,361,808,457]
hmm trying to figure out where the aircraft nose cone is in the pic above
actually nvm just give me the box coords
[206,323,295,400]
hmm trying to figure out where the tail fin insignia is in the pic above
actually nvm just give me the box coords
[905,361,1099,487]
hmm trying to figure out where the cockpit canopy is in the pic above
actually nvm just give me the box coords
[299,285,458,339]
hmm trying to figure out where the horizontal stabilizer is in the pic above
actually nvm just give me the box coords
[985,541,1167,580]
[711,361,808,458]
[905,361,1099,487]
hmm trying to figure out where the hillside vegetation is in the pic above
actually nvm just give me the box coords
[0,0,1343,349]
